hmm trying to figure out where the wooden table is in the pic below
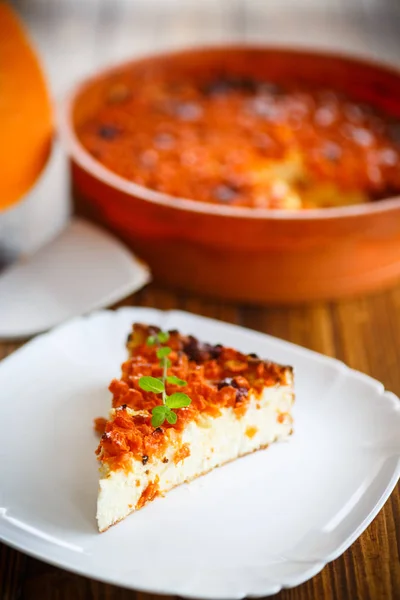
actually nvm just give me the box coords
[1,283,399,599]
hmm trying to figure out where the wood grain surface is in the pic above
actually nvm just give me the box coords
[0,283,399,600]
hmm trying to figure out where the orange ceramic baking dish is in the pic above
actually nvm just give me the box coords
[59,46,400,303]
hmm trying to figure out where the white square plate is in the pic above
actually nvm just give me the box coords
[0,308,399,598]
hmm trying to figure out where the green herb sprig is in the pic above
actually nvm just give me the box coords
[138,331,191,428]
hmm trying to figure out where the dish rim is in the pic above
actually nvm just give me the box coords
[58,43,400,222]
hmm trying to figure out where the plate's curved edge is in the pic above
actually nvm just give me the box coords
[0,307,161,364]
[0,518,326,600]
[0,306,399,599]
[322,452,400,561]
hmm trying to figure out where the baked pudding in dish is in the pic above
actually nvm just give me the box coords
[62,47,400,302]
[77,72,400,210]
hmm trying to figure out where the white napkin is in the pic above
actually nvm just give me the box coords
[0,218,151,339]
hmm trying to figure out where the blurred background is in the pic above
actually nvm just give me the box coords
[2,0,400,260]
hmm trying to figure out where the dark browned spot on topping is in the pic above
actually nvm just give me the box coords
[145,470,150,475]
[142,455,149,465]
[184,336,223,362]
[168,329,179,335]
[148,325,161,336]
[236,387,249,402]
[213,183,239,204]
[248,352,259,359]
[162,457,169,464]
[183,336,206,362]
[183,335,200,361]
[208,344,223,359]
[98,125,119,140]
[153,427,163,434]
[202,78,235,96]
[202,76,260,96]
[218,377,238,390]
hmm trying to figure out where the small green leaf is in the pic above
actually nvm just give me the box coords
[151,406,167,428]
[166,375,187,387]
[151,405,167,428]
[165,409,177,425]
[152,405,167,416]
[166,392,192,409]
[157,331,170,343]
[139,376,165,394]
[157,346,172,359]
[146,336,157,346]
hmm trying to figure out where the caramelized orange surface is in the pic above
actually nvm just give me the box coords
[77,73,400,208]
[96,324,292,470]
